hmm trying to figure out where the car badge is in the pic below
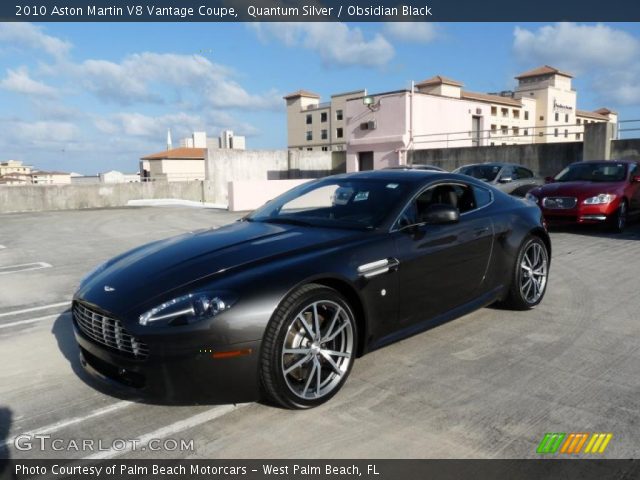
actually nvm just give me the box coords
[104,285,116,292]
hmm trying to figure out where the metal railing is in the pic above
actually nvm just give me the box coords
[618,119,640,139]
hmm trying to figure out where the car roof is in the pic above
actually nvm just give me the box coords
[457,162,522,169]
[329,169,449,183]
[571,159,637,165]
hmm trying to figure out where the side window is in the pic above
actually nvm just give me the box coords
[501,166,514,180]
[516,167,534,179]
[472,185,492,208]
[629,163,638,178]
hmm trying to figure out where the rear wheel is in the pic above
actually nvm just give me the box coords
[504,236,549,310]
[260,284,356,409]
[610,199,627,233]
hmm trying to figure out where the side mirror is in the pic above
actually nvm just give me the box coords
[632,175,640,183]
[498,176,513,184]
[419,204,460,225]
[544,176,555,184]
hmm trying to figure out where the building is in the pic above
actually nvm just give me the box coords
[285,66,618,171]
[139,147,206,182]
[30,170,72,185]
[99,170,140,183]
[284,89,366,152]
[178,130,246,150]
[0,160,32,183]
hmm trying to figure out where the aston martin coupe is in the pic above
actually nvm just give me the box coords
[73,170,551,409]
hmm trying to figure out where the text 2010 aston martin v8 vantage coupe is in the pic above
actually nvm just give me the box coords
[73,170,551,409]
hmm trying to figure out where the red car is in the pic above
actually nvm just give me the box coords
[526,160,640,232]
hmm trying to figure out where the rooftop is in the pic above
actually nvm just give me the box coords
[515,65,573,80]
[283,89,321,100]
[141,147,206,160]
[461,90,522,107]
[416,75,464,88]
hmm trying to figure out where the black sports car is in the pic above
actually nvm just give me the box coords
[73,170,551,409]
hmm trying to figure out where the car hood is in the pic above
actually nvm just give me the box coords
[76,220,362,314]
[531,181,623,198]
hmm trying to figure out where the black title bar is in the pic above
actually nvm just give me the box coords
[2,0,640,22]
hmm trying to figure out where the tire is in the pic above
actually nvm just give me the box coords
[609,199,627,233]
[504,236,549,310]
[260,284,357,409]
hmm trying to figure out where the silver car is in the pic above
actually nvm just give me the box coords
[453,162,543,197]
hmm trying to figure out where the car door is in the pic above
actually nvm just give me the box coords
[392,182,494,329]
[627,163,640,217]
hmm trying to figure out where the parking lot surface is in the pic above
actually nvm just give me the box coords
[1,206,639,459]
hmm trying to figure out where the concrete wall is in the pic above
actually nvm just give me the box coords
[205,149,343,205]
[0,181,207,214]
[611,138,640,161]
[228,179,311,212]
[409,141,584,177]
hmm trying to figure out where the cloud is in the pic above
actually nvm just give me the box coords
[252,23,394,67]
[3,120,78,144]
[513,23,640,106]
[0,67,58,97]
[75,52,281,109]
[0,23,71,58]
[384,23,437,43]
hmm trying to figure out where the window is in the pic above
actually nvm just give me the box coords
[336,127,344,138]
[491,106,497,116]
[576,133,581,140]
[321,129,328,140]
[321,146,329,151]
[555,112,559,122]
[513,126,520,136]
[501,125,508,135]
[554,128,559,137]
[400,183,479,226]
[306,147,313,151]
[513,109,520,119]
[306,131,313,141]
[564,129,568,138]
[577,118,582,125]
[336,109,343,121]
[524,111,529,120]
[565,114,569,123]
[501,108,509,118]
[515,167,534,179]
[490,142,495,146]
[306,114,312,125]
[491,124,497,132]
[540,115,544,121]
[524,129,529,136]
[321,112,327,123]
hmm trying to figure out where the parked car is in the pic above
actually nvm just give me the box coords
[384,164,447,172]
[453,162,543,196]
[73,170,551,409]
[526,160,640,232]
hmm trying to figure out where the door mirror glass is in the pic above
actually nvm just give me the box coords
[419,204,460,225]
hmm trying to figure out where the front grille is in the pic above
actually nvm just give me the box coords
[542,196,577,209]
[73,302,149,359]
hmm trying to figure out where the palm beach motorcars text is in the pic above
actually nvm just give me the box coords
[73,170,551,409]
[15,464,248,476]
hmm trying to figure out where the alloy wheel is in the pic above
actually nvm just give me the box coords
[519,242,548,304]
[281,300,354,400]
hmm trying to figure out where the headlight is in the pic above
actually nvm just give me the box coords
[525,192,539,204]
[139,292,232,326]
[583,194,616,205]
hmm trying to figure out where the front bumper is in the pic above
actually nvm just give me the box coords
[74,322,261,403]
[541,202,617,225]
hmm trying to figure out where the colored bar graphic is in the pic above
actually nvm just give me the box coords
[539,433,613,454]
[537,433,566,454]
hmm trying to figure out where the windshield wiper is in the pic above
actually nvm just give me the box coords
[262,217,314,227]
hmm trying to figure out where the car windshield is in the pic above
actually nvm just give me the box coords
[456,165,501,182]
[247,179,410,230]
[554,162,627,182]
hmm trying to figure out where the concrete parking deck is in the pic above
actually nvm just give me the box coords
[1,206,639,459]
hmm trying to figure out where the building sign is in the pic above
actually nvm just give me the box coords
[553,98,573,112]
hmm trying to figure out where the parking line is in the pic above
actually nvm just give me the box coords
[0,301,70,318]
[1,401,133,450]
[84,404,247,459]
[0,245,6,249]
[0,262,52,275]
[0,313,63,330]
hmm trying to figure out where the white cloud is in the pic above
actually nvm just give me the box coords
[384,23,437,43]
[252,23,394,67]
[75,52,281,109]
[7,120,77,143]
[0,67,57,97]
[0,23,71,58]
[513,23,640,106]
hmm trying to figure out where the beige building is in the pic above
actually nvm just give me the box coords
[287,66,618,158]
[0,160,32,178]
[284,89,366,152]
[30,170,72,185]
[140,147,206,182]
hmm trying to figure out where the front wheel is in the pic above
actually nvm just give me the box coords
[504,236,549,310]
[610,200,627,233]
[260,284,357,409]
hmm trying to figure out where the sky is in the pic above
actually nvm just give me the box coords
[0,21,639,175]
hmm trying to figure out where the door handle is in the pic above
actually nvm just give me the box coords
[474,227,489,237]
